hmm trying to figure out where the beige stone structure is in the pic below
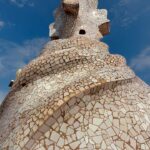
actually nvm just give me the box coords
[0,0,150,150]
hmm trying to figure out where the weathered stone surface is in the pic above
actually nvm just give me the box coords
[0,0,150,150]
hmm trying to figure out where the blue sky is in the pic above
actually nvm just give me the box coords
[0,0,150,102]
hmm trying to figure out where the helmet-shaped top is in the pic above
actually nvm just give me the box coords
[50,0,110,40]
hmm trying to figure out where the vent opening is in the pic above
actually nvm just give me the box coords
[21,83,26,87]
[51,36,59,41]
[9,80,14,87]
[79,29,86,35]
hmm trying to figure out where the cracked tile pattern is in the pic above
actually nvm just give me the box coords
[0,35,149,150]
[0,0,150,150]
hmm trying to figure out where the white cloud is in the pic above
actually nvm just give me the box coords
[0,21,5,30]
[10,0,34,7]
[0,19,16,30]
[130,47,150,71]
[110,0,150,27]
[0,37,48,77]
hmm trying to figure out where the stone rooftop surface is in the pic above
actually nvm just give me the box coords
[0,0,150,150]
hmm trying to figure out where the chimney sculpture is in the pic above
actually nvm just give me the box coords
[0,0,150,149]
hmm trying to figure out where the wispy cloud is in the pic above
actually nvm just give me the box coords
[110,0,150,27]
[0,21,5,30]
[0,37,48,103]
[0,20,15,30]
[130,47,150,71]
[10,0,34,7]
[0,37,48,77]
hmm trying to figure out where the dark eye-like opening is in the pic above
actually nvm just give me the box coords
[79,29,86,35]
[51,36,59,41]
[9,80,14,87]
[22,83,26,87]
